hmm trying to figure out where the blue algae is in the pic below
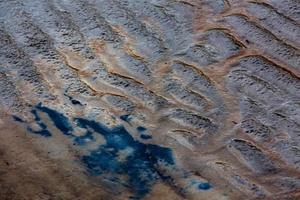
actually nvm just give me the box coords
[75,118,175,199]
[198,182,212,190]
[36,103,73,136]
[140,134,152,140]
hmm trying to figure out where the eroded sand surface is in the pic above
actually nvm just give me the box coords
[0,0,300,199]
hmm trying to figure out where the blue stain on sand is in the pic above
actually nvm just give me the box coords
[13,103,212,199]
[136,126,152,140]
[35,103,73,136]
[189,180,212,191]
[136,126,147,132]
[198,182,212,190]
[12,115,25,123]
[73,131,95,145]
[75,118,174,199]
[27,109,51,137]
[120,114,132,122]
[12,103,73,137]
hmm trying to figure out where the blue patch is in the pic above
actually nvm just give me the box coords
[64,94,83,106]
[12,115,25,123]
[140,134,152,140]
[27,127,52,137]
[137,126,152,140]
[136,126,147,132]
[36,103,73,136]
[75,118,175,199]
[198,182,212,190]
[147,144,174,165]
[14,104,212,199]
[120,114,132,122]
[31,109,41,121]
[74,131,95,146]
[71,99,82,106]
[25,104,74,138]
[28,109,52,137]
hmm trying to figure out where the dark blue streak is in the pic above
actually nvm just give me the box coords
[12,115,25,123]
[140,134,152,140]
